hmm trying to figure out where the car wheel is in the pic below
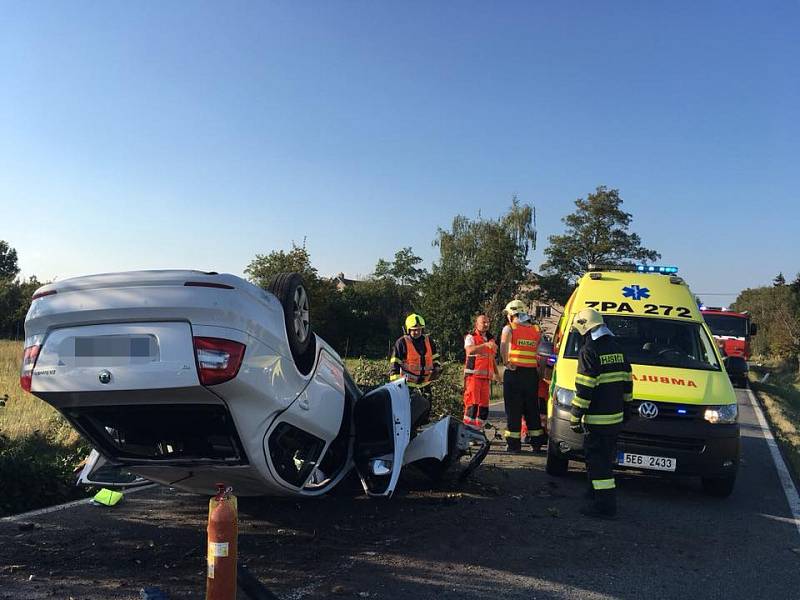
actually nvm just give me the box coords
[546,439,569,476]
[268,273,316,373]
[701,474,736,498]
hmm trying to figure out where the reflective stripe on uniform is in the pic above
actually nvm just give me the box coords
[583,412,624,425]
[575,373,597,388]
[527,428,544,436]
[571,396,591,409]
[389,373,402,381]
[596,372,632,384]
[591,478,616,490]
[504,430,521,438]
[464,368,493,377]
[570,414,582,423]
[390,356,402,364]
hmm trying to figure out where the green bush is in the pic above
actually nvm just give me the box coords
[0,425,91,517]
[346,357,464,420]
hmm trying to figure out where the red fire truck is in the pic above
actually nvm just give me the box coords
[700,307,757,360]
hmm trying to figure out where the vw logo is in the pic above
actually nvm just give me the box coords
[98,370,112,384]
[638,401,658,419]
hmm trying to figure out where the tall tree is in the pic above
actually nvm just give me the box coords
[373,247,427,286]
[773,272,786,286]
[420,197,536,356]
[0,241,19,281]
[540,186,660,304]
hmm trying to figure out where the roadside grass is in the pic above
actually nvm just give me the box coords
[0,339,89,517]
[0,340,77,443]
[749,364,800,482]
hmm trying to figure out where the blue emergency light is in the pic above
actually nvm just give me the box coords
[636,265,679,274]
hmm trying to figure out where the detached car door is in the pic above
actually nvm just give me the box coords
[352,379,411,497]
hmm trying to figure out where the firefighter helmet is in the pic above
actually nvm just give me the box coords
[503,299,527,316]
[572,308,604,336]
[404,313,426,332]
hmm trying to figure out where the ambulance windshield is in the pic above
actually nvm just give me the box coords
[565,316,721,371]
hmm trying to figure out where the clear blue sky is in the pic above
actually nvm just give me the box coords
[1,1,797,306]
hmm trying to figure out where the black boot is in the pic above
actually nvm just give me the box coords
[506,438,522,454]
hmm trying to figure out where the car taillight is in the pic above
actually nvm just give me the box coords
[20,344,41,392]
[193,337,246,386]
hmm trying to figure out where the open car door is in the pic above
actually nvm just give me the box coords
[77,449,150,487]
[353,379,411,497]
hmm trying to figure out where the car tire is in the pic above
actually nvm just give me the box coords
[546,439,569,476]
[268,273,316,374]
[701,474,736,498]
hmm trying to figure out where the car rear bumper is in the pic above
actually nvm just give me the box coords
[548,406,740,478]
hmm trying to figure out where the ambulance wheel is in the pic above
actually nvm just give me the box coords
[701,474,736,498]
[546,440,569,476]
[268,273,316,374]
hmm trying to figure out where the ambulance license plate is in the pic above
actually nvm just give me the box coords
[617,452,676,472]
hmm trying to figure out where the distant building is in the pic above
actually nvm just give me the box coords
[333,272,361,292]
[517,274,565,339]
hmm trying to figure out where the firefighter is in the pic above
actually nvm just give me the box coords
[500,300,544,452]
[389,313,442,395]
[463,314,500,431]
[569,308,633,519]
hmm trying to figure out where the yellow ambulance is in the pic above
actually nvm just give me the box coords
[546,265,740,497]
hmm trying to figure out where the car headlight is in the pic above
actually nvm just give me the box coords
[555,386,575,408]
[704,404,738,424]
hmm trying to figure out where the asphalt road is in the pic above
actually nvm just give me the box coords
[1,387,799,599]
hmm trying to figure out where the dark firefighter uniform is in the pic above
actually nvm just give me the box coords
[389,334,441,391]
[503,321,544,451]
[570,332,633,516]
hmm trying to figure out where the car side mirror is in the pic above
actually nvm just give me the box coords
[750,323,758,336]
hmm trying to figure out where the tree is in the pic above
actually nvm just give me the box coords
[540,186,660,304]
[0,241,19,281]
[733,284,800,369]
[790,273,800,297]
[773,272,786,286]
[420,198,536,356]
[373,247,427,287]
[244,241,317,285]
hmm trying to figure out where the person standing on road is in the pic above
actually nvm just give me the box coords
[463,314,500,431]
[389,313,442,395]
[569,308,633,519]
[500,300,545,453]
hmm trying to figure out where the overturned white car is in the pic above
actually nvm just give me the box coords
[21,270,489,497]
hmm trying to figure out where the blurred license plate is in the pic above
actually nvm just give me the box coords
[617,452,676,471]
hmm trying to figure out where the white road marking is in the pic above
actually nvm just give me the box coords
[746,388,800,538]
[0,484,158,523]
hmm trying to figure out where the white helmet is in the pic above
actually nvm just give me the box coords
[572,308,604,336]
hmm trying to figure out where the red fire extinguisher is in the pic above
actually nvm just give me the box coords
[206,483,238,600]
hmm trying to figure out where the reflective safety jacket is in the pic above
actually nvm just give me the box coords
[570,333,633,431]
[389,335,439,388]
[464,330,496,379]
[507,323,541,369]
